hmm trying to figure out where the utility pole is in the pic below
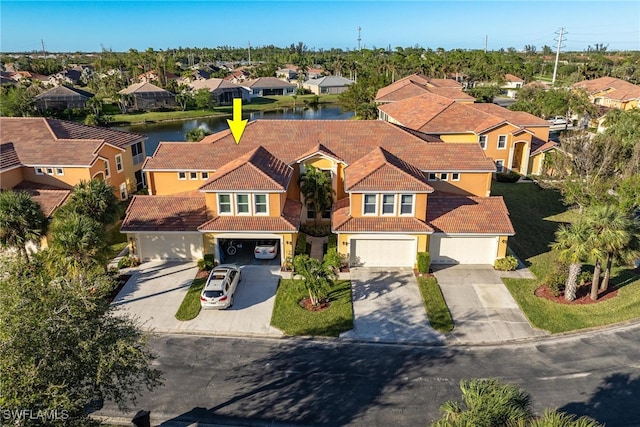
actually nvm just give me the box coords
[357,26,362,50]
[484,35,488,53]
[41,39,46,56]
[248,41,251,64]
[552,27,565,85]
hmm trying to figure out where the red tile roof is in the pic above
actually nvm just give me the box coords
[145,120,496,173]
[12,181,70,217]
[573,77,640,101]
[295,143,343,162]
[376,73,469,102]
[530,137,558,155]
[427,196,515,235]
[505,74,524,83]
[121,195,208,232]
[344,147,433,192]
[199,146,292,192]
[198,198,302,232]
[466,103,549,127]
[332,197,433,233]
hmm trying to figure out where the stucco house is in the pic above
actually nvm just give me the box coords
[502,74,524,98]
[34,85,94,111]
[242,77,297,98]
[303,76,354,95]
[572,77,640,111]
[121,120,514,267]
[377,91,555,176]
[119,82,177,111]
[0,117,147,207]
[376,73,475,104]
[187,78,250,105]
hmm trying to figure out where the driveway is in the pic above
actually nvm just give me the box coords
[340,268,445,344]
[433,264,547,344]
[112,261,282,337]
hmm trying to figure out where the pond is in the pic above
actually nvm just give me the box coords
[115,105,354,156]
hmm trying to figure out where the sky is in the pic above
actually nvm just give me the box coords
[1,1,639,53]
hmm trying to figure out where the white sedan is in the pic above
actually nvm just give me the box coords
[254,240,278,260]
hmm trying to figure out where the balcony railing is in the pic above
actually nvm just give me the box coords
[132,153,145,165]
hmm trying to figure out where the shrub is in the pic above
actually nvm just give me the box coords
[300,223,331,237]
[494,255,519,271]
[328,233,337,250]
[295,233,308,256]
[197,254,216,271]
[545,262,569,296]
[323,247,341,273]
[495,171,521,183]
[417,252,430,274]
[578,270,592,287]
[117,255,140,269]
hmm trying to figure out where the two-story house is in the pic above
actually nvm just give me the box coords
[572,77,640,111]
[377,92,554,175]
[375,73,476,104]
[0,117,147,211]
[121,120,514,267]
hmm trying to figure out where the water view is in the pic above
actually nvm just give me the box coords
[115,105,354,156]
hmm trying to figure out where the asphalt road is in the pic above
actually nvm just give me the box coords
[96,324,640,426]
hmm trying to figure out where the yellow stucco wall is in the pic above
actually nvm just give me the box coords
[415,194,427,221]
[528,153,544,175]
[428,172,492,197]
[307,158,334,169]
[148,171,210,195]
[22,166,90,189]
[0,168,25,189]
[417,234,428,252]
[350,193,362,217]
[497,236,509,258]
[269,193,281,216]
[439,133,477,143]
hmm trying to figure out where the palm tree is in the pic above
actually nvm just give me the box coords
[66,179,120,226]
[300,166,335,225]
[527,409,603,427]
[0,191,46,260]
[551,220,591,301]
[292,254,337,307]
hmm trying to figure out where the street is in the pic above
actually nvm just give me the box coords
[96,324,640,426]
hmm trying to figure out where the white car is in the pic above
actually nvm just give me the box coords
[547,116,567,125]
[199,264,241,310]
[254,240,278,260]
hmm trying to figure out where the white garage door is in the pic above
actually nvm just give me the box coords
[429,234,498,264]
[138,233,203,261]
[350,238,416,267]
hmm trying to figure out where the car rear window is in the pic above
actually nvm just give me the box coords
[210,273,226,280]
[203,290,224,298]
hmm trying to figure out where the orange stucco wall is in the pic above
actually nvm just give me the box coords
[22,166,90,189]
[428,172,492,197]
[415,194,427,221]
[439,134,477,143]
[148,171,211,195]
[0,168,25,189]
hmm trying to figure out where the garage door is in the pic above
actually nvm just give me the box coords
[429,235,498,264]
[138,233,203,261]
[350,238,416,267]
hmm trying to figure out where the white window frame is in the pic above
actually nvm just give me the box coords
[497,135,507,150]
[495,160,505,173]
[478,135,487,150]
[35,167,44,175]
[119,182,127,200]
[362,194,378,216]
[46,167,54,175]
[177,171,187,180]
[103,160,110,178]
[428,172,437,181]
[399,194,415,216]
[253,194,268,216]
[189,171,198,180]
[201,172,209,180]
[236,193,251,215]
[381,194,396,216]
[451,172,460,181]
[55,167,64,176]
[218,193,232,215]
[439,173,448,181]
[115,154,123,172]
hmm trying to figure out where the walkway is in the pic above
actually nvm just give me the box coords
[306,235,328,261]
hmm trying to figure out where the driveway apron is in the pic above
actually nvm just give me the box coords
[341,267,445,344]
[433,265,547,344]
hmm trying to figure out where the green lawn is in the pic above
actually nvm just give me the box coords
[175,277,206,321]
[104,221,127,261]
[271,279,353,336]
[492,181,640,333]
[417,276,454,333]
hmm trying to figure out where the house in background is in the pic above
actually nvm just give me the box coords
[137,70,180,84]
[376,73,475,104]
[187,78,250,105]
[242,77,297,98]
[303,76,354,95]
[377,91,554,176]
[122,120,514,267]
[502,74,524,98]
[34,85,94,111]
[119,82,177,111]
[572,77,640,110]
[0,117,147,204]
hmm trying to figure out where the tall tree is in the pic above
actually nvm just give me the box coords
[551,220,591,301]
[0,191,46,260]
[299,165,335,224]
[65,179,121,226]
[292,254,337,307]
[0,257,162,424]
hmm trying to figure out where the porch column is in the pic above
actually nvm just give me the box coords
[521,143,531,175]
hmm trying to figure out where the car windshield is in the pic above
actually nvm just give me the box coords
[257,240,275,246]
[203,290,224,298]
[210,273,226,280]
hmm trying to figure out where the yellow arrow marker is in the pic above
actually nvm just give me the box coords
[226,98,248,144]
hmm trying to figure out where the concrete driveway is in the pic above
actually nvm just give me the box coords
[112,261,282,337]
[340,268,445,344]
[433,264,547,344]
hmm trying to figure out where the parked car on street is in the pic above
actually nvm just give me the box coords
[547,116,567,125]
[200,264,241,310]
[254,240,278,260]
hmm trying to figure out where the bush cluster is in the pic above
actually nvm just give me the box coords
[494,255,519,271]
[417,252,430,273]
[495,171,521,183]
[196,254,216,271]
[117,255,140,269]
[545,262,569,296]
[300,223,331,237]
[295,233,308,256]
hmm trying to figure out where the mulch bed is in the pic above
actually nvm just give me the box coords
[535,283,618,305]
[108,274,131,302]
[196,270,209,279]
[299,297,331,312]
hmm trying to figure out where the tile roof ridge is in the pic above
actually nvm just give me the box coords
[377,147,431,186]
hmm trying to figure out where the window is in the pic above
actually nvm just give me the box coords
[46,167,54,175]
[189,172,198,180]
[103,160,110,178]
[495,160,505,173]
[254,194,268,215]
[201,172,209,180]
[131,142,144,165]
[363,194,377,215]
[115,154,123,172]
[497,135,507,149]
[400,194,414,215]
[428,172,437,181]
[478,135,487,149]
[178,172,186,180]
[35,167,44,175]
[55,167,64,176]
[307,203,331,220]
[119,182,127,200]
[382,194,395,215]
[236,194,250,214]
[439,173,448,181]
[218,194,232,214]
[451,173,460,181]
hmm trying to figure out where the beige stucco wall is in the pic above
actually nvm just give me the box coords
[22,166,90,189]
[148,171,210,195]
[0,168,25,189]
